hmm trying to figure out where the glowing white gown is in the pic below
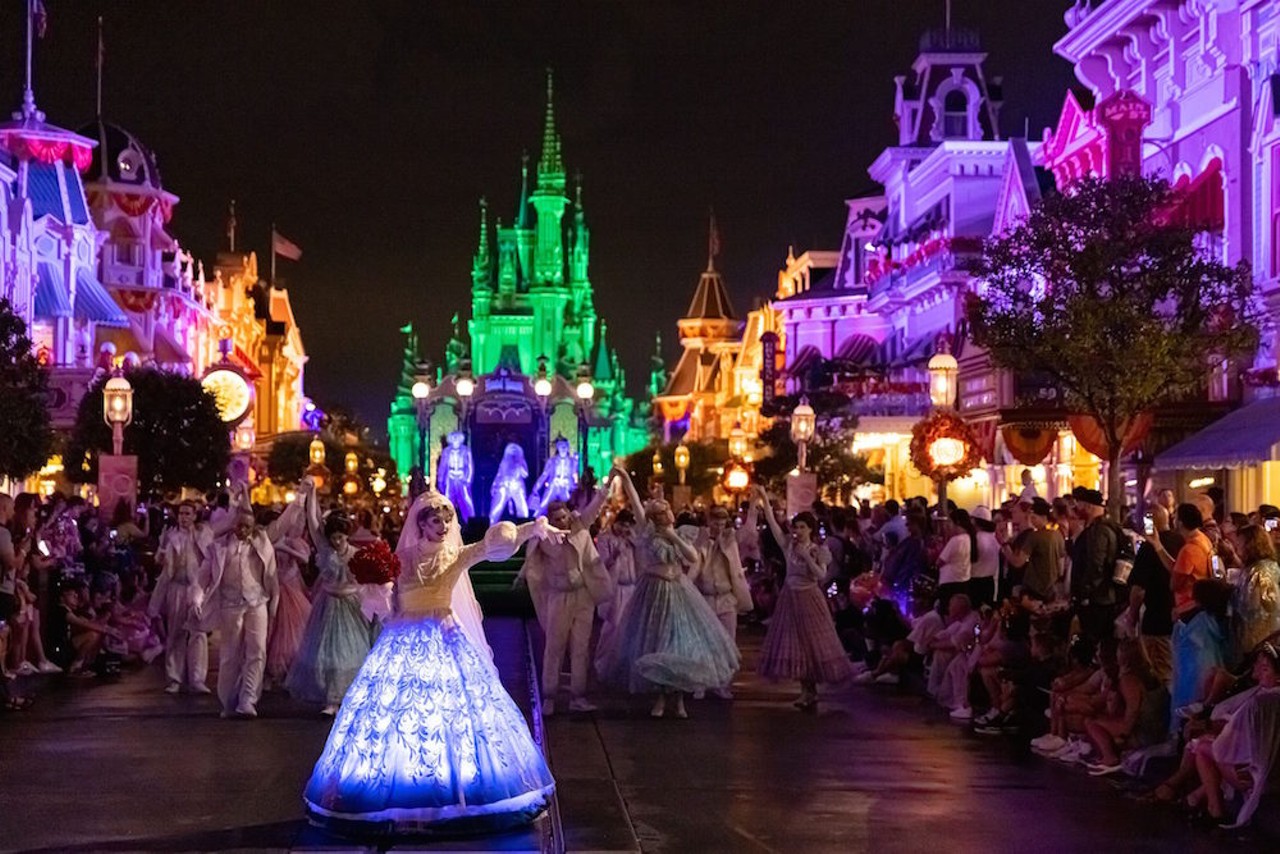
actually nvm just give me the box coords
[303,501,554,834]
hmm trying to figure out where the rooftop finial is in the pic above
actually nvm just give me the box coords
[516,152,530,226]
[707,207,721,272]
[477,196,490,257]
[574,170,583,207]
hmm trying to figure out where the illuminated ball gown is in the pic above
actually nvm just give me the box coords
[302,509,554,834]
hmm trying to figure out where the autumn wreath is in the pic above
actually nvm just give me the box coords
[909,410,982,482]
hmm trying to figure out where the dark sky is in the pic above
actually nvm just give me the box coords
[1,1,1075,436]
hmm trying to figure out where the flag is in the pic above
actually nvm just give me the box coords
[272,229,302,261]
[34,0,48,38]
[708,210,721,262]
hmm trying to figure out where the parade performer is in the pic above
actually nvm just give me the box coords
[490,442,531,525]
[199,508,279,719]
[302,491,558,835]
[266,507,313,687]
[754,486,852,711]
[150,501,216,694]
[531,437,578,515]
[595,508,638,658]
[521,488,612,715]
[693,505,752,699]
[436,431,476,522]
[596,467,739,719]
[398,491,491,658]
[286,482,373,715]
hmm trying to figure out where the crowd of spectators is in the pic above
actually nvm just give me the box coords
[722,483,1280,831]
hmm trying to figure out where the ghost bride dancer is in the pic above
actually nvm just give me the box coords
[489,442,531,525]
[435,431,475,523]
[303,490,559,835]
[531,436,578,515]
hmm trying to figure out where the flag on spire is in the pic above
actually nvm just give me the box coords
[34,0,48,38]
[708,209,722,270]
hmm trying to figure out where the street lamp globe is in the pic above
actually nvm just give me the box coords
[790,398,816,445]
[309,436,326,466]
[728,423,748,459]
[723,461,751,493]
[234,421,256,453]
[927,351,959,409]
[534,355,553,399]
[652,449,664,477]
[411,380,431,400]
[674,443,690,472]
[455,375,475,399]
[103,374,133,427]
[344,451,359,474]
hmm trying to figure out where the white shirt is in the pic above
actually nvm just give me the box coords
[220,539,266,608]
[971,531,1000,580]
[937,533,973,584]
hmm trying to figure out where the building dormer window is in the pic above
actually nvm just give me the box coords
[943,90,969,138]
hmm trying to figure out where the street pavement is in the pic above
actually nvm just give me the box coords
[1,618,1274,853]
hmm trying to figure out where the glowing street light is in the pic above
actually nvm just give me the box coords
[652,448,664,477]
[534,355,553,400]
[674,443,690,485]
[103,373,133,456]
[309,436,326,466]
[927,348,959,410]
[728,423,748,460]
[455,360,475,400]
[575,363,594,402]
[790,397,816,472]
[234,421,256,453]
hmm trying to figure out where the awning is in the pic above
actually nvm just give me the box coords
[74,268,128,327]
[34,261,71,318]
[1154,396,1280,471]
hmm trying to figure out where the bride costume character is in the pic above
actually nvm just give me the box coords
[435,431,475,523]
[489,442,530,525]
[396,492,491,659]
[531,437,577,515]
[302,491,557,835]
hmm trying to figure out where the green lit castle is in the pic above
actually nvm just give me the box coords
[388,73,653,508]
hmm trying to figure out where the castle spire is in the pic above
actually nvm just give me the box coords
[472,197,491,287]
[516,151,531,228]
[594,319,613,381]
[707,208,721,273]
[537,68,564,188]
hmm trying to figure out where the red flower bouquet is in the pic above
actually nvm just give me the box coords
[349,539,401,585]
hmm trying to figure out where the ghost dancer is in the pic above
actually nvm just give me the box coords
[489,442,531,525]
[531,437,578,515]
[435,431,476,522]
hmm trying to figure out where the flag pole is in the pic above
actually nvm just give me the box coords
[23,0,34,116]
[270,223,277,285]
[95,16,104,119]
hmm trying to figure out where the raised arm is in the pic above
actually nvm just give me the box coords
[612,465,646,521]
[578,474,613,529]
[754,486,786,547]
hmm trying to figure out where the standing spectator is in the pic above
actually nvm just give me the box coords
[1149,504,1213,617]
[1171,580,1230,717]
[1124,526,1182,685]
[878,499,907,545]
[1069,489,1120,646]
[1018,469,1039,502]
[881,515,929,601]
[0,495,20,661]
[1231,524,1280,659]
[937,509,975,613]
[969,507,1000,608]
[1004,499,1062,603]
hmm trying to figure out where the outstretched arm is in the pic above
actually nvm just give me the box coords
[578,472,614,528]
[613,465,646,521]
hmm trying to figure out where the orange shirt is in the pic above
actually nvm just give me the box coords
[1172,529,1212,612]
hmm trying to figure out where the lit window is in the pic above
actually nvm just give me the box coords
[943,90,968,139]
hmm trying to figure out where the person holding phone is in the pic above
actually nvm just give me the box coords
[1149,504,1214,617]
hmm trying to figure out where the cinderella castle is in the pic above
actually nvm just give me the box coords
[388,73,655,506]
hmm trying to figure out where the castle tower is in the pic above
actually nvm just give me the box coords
[529,70,572,371]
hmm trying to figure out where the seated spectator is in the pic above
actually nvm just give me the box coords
[57,580,122,675]
[976,627,1061,738]
[1171,579,1230,717]
[1032,637,1107,757]
[1081,638,1170,776]
[971,609,1034,733]
[1185,641,1280,827]
[924,594,980,698]
[854,577,943,686]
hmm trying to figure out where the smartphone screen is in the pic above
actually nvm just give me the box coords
[1143,516,1154,536]
[1211,555,1224,579]
[1267,518,1278,532]
[36,540,49,557]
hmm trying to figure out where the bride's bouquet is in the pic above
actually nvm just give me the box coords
[350,539,400,585]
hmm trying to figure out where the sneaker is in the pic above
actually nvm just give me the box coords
[164,682,182,694]
[542,698,556,717]
[190,683,212,695]
[874,673,900,685]
[1050,740,1092,764]
[973,713,1009,735]
[36,660,62,674]
[949,706,974,722]
[1086,761,1123,777]
[1031,734,1066,754]
[568,697,598,713]
[853,671,877,685]
[973,709,1002,726]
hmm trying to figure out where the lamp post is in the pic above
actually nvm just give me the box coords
[411,363,431,482]
[927,342,960,511]
[728,422,748,460]
[790,397,816,472]
[786,396,817,518]
[455,359,475,448]
[306,435,330,494]
[535,354,552,463]
[575,362,594,474]
[103,373,133,456]
[674,442,690,486]
[99,371,138,511]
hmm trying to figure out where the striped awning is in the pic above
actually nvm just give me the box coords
[835,334,880,366]
[74,267,128,327]
[33,261,71,318]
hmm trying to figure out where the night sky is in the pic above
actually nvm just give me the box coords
[1,1,1075,436]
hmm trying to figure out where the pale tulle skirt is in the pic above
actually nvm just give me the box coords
[596,572,740,694]
[286,591,372,705]
[302,615,554,833]
[758,584,853,683]
[267,573,312,682]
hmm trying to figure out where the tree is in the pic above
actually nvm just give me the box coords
[66,368,231,498]
[0,298,53,481]
[968,174,1259,516]
[623,440,726,498]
